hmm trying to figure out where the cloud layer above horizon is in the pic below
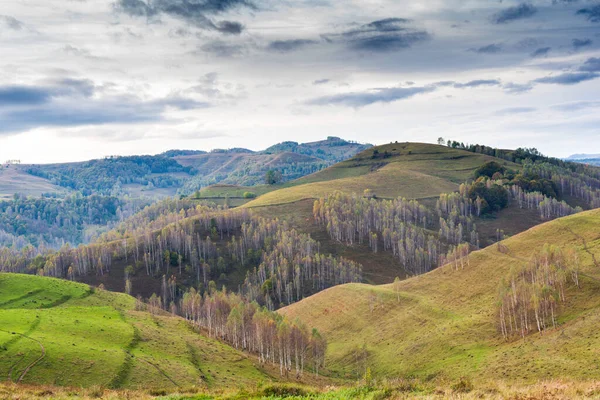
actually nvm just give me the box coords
[1,0,599,162]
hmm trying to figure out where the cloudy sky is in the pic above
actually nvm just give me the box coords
[1,0,599,163]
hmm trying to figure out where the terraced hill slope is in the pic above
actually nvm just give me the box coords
[281,209,600,382]
[0,274,273,390]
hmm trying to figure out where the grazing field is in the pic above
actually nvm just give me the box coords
[281,209,600,383]
[0,274,274,390]
[0,166,67,199]
[243,143,519,208]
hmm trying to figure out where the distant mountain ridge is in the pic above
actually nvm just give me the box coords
[566,153,600,160]
[0,137,371,200]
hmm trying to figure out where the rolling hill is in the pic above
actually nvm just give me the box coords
[0,165,68,200]
[2,142,600,398]
[0,273,275,391]
[280,209,600,382]
[242,142,520,208]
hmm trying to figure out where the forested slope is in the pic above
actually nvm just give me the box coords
[281,209,600,382]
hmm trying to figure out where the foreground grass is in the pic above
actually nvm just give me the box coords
[2,379,600,399]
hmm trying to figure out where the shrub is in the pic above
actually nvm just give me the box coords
[474,161,505,179]
[451,377,473,393]
[261,384,308,397]
[243,192,256,199]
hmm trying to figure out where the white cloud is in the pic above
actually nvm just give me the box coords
[0,0,599,161]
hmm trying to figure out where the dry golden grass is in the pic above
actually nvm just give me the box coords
[243,143,519,208]
[281,209,600,383]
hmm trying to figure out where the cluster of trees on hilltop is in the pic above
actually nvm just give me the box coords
[497,244,581,339]
[444,138,600,180]
[26,155,195,196]
[468,159,598,214]
[178,288,326,377]
[0,194,149,249]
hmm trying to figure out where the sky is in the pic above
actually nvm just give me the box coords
[1,0,599,163]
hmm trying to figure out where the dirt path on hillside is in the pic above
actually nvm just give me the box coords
[0,327,46,383]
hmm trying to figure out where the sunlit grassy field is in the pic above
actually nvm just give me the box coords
[0,274,272,390]
[243,143,519,208]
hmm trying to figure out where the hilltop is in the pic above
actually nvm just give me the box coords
[281,209,600,382]
[242,142,519,207]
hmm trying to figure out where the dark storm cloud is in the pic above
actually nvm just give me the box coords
[0,79,209,134]
[325,18,430,53]
[113,0,255,34]
[471,44,503,54]
[0,15,24,30]
[306,86,434,107]
[491,3,537,24]
[267,39,318,53]
[579,57,600,72]
[531,47,551,57]
[577,5,600,22]
[534,71,600,85]
[572,38,592,49]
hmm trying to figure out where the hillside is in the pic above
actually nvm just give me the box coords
[0,165,68,199]
[243,142,520,208]
[280,209,600,382]
[0,273,275,390]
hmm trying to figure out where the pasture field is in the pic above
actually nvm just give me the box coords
[281,209,600,383]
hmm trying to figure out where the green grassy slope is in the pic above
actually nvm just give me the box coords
[280,209,600,382]
[0,274,272,390]
[243,142,519,208]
